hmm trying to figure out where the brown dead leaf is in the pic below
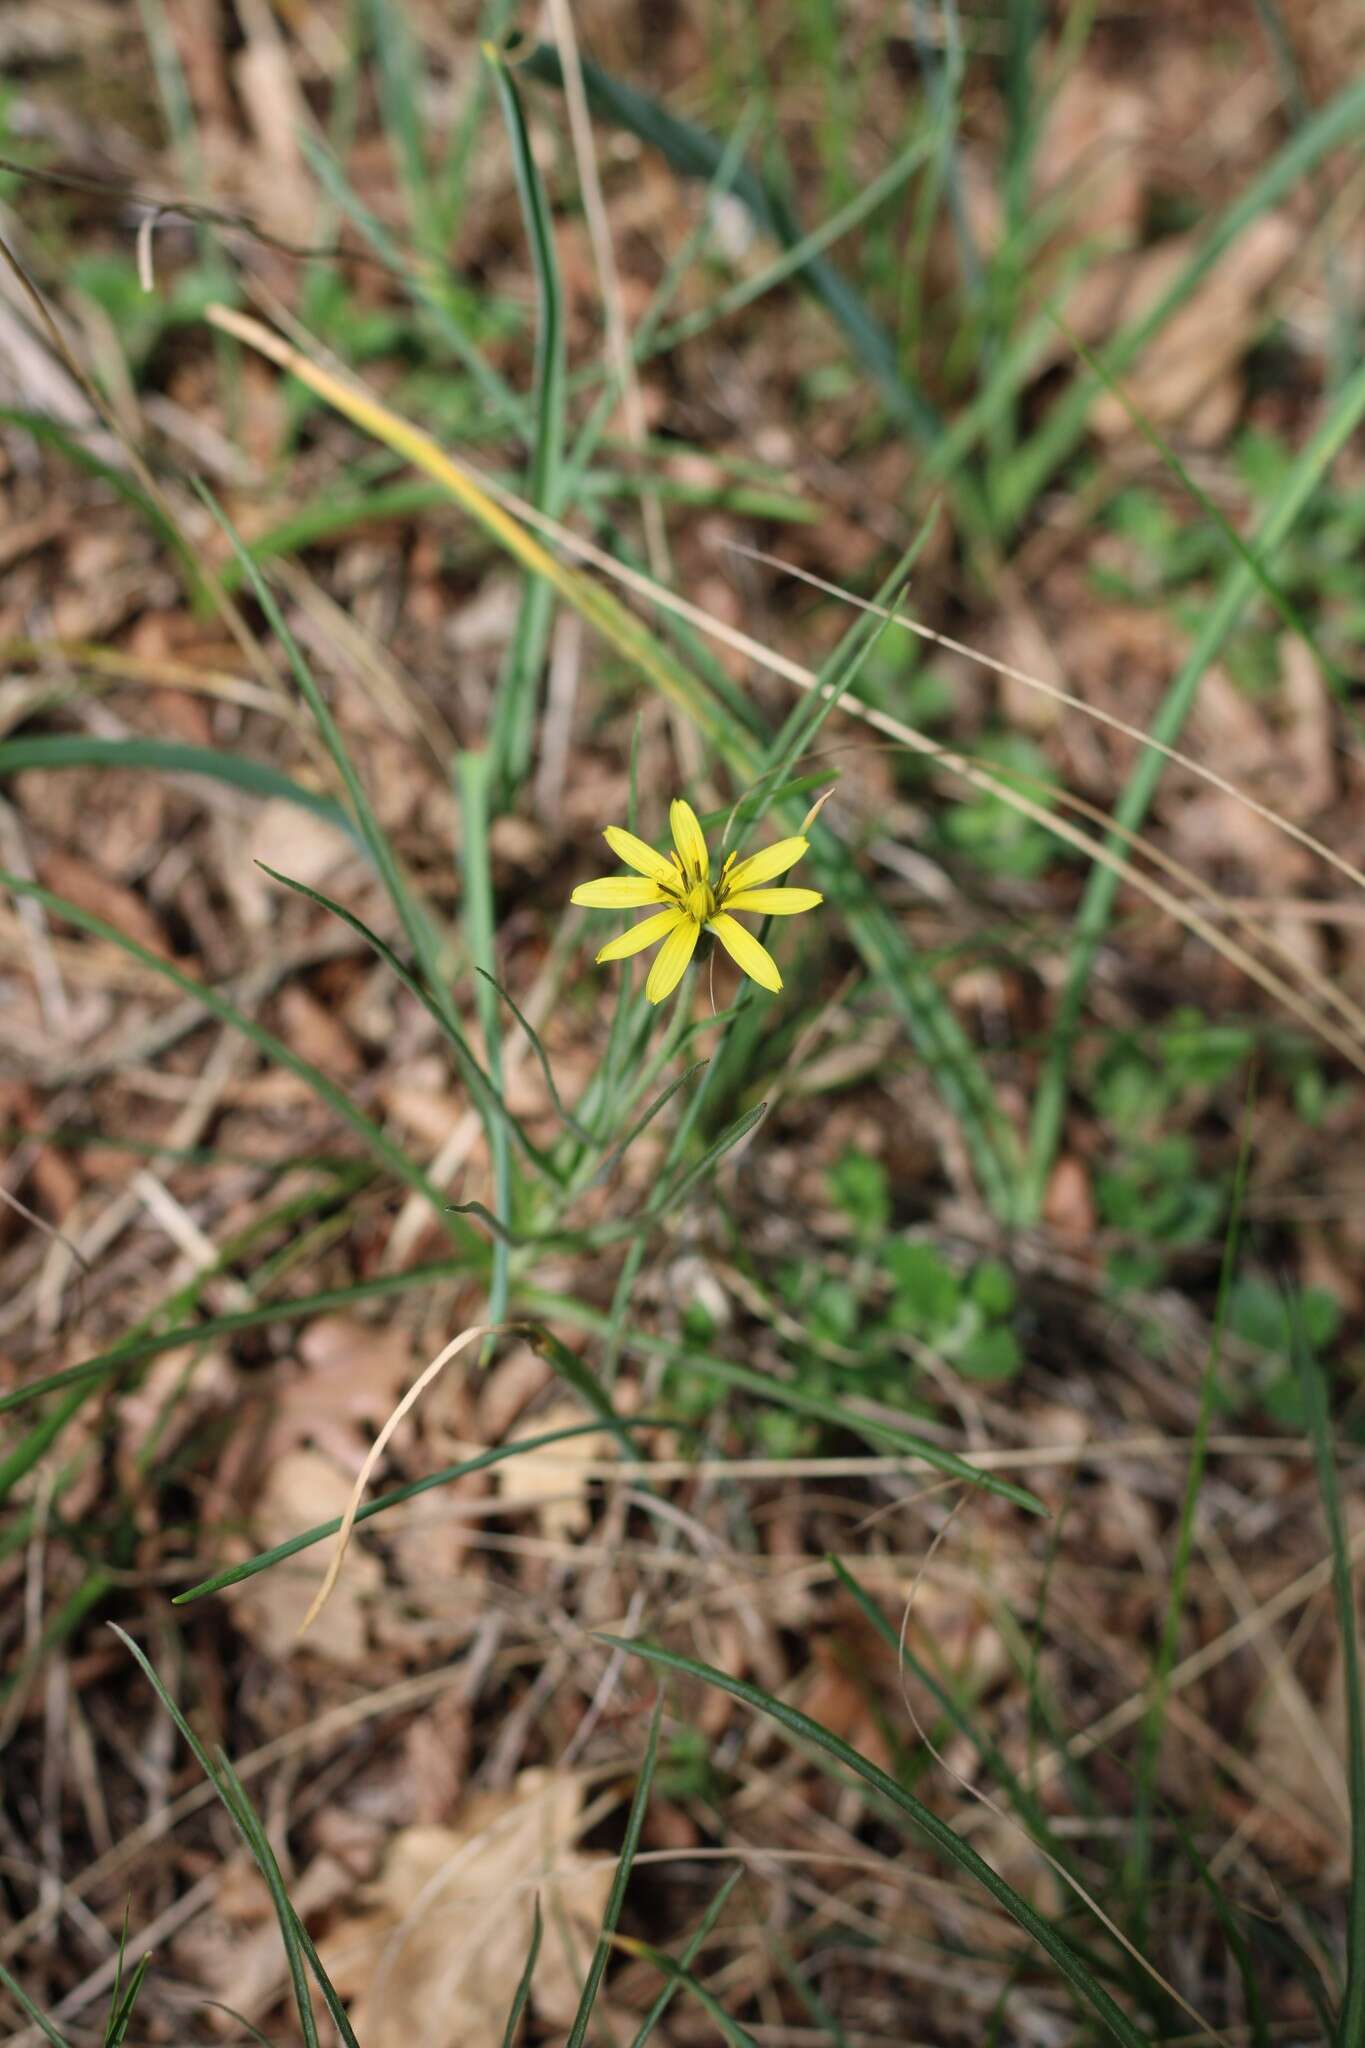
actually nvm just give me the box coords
[498,1396,612,1542]
[1092,214,1297,443]
[247,796,354,900]
[227,1449,381,1667]
[323,1770,613,2048]
[1251,1636,1355,1869]
[276,984,363,1080]
[37,850,172,957]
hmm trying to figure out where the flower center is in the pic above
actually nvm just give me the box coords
[684,879,716,923]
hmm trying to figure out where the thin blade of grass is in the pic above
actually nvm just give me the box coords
[174,1415,657,1603]
[564,1691,665,2048]
[257,864,548,1174]
[522,1327,658,1474]
[486,46,568,790]
[1127,1070,1258,1933]
[514,39,942,446]
[0,1258,470,1419]
[500,1898,542,2048]
[1298,1326,1365,2046]
[1052,314,1340,690]
[0,873,475,1260]
[1024,353,1365,1214]
[600,1637,1149,2048]
[625,1869,744,2048]
[519,1289,1045,1513]
[591,1060,708,1185]
[997,72,1365,526]
[204,305,735,754]
[0,735,353,836]
[103,1950,152,2048]
[614,1939,759,2048]
[0,1964,72,2048]
[826,1556,1070,1872]
[476,968,591,1143]
[457,751,512,1336]
[109,1627,323,2048]
[648,1101,767,1218]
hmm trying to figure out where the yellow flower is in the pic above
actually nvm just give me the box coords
[571,798,822,1004]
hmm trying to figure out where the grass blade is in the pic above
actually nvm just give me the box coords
[0,1964,72,2048]
[0,873,475,1252]
[110,1627,328,2048]
[257,863,549,1174]
[565,1690,665,2048]
[515,39,942,446]
[616,1939,759,2048]
[174,1415,655,1603]
[1024,352,1365,1216]
[591,1060,708,1185]
[0,1258,471,1418]
[0,735,353,835]
[998,71,1365,526]
[648,1101,767,1217]
[625,1869,743,2048]
[500,1897,542,2048]
[477,967,591,1143]
[600,1637,1150,2048]
[1298,1332,1365,2046]
[519,1289,1044,1513]
[487,45,568,790]
[457,748,512,1332]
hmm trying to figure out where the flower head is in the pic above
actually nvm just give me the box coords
[572,798,822,1004]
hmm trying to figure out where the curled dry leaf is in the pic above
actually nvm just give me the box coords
[322,1769,614,2048]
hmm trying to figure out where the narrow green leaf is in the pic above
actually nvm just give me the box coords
[600,1637,1150,2048]
[487,47,568,788]
[1024,353,1365,1216]
[500,1898,542,2048]
[258,863,548,1174]
[477,968,591,1142]
[0,1963,73,2048]
[516,41,942,446]
[0,735,353,836]
[110,1627,321,2048]
[592,1060,709,1185]
[998,72,1365,525]
[1298,1334,1365,2047]
[565,1692,665,2048]
[519,1289,1045,1513]
[0,872,474,1258]
[458,749,512,1331]
[625,1869,744,2048]
[174,1415,656,1603]
[618,1941,759,2048]
[649,1101,767,1216]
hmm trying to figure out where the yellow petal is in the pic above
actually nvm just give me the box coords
[571,876,668,908]
[707,912,782,993]
[724,835,808,895]
[644,915,700,1003]
[669,797,709,879]
[722,887,822,917]
[596,908,684,963]
[602,825,677,887]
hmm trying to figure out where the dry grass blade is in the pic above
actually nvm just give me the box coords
[730,544,1365,902]
[482,510,1365,1073]
[200,305,1364,1074]
[298,1322,494,1636]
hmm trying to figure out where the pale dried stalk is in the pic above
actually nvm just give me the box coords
[298,1322,494,1637]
